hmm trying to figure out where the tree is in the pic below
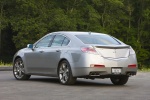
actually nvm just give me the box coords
[0,0,150,67]
[0,0,14,57]
[0,0,6,56]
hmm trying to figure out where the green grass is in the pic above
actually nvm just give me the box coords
[138,67,150,72]
[138,64,150,72]
[0,56,13,67]
[0,60,12,67]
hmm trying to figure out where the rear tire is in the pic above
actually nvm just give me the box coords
[58,60,76,85]
[13,58,31,80]
[110,76,129,85]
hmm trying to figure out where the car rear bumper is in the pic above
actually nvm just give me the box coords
[70,52,137,78]
[71,67,137,78]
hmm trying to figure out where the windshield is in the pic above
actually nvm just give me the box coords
[76,35,121,45]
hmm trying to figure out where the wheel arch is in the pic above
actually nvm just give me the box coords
[13,56,31,80]
[57,58,68,73]
[13,56,22,64]
[57,58,77,84]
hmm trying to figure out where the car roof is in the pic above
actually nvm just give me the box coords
[50,31,107,36]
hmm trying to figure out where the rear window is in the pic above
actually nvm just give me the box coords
[76,35,120,45]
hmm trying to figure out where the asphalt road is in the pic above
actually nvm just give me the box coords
[0,71,150,100]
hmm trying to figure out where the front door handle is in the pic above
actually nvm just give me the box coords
[39,51,44,53]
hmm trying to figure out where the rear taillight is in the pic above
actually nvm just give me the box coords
[128,64,136,68]
[81,46,97,54]
[90,64,105,68]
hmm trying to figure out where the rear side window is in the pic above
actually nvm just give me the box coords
[76,35,120,45]
[51,35,65,47]
[62,38,70,46]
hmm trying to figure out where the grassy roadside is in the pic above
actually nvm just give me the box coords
[0,61,12,67]
[138,68,150,72]
[0,64,12,67]
[0,56,13,67]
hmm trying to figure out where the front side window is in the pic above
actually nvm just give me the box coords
[76,35,120,45]
[35,35,54,48]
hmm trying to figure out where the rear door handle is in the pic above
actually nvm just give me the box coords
[56,50,61,52]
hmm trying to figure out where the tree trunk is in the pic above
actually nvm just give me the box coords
[0,4,3,57]
[0,24,1,57]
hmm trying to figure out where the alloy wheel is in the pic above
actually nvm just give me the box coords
[13,58,31,80]
[59,63,69,84]
[58,60,76,85]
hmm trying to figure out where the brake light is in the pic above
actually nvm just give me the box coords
[81,47,97,54]
[128,64,136,68]
[90,64,105,68]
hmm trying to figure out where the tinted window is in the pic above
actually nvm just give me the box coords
[76,35,120,45]
[35,35,54,48]
[51,35,65,47]
[62,38,70,46]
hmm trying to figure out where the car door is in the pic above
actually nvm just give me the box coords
[42,35,66,75]
[24,35,54,74]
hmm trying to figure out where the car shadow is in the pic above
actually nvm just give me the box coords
[25,76,128,87]
[28,77,60,84]
[75,80,114,87]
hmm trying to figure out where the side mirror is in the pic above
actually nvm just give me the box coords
[27,44,33,49]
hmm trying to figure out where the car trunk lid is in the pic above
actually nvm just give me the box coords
[94,45,130,58]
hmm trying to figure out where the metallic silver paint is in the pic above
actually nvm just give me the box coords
[13,31,137,79]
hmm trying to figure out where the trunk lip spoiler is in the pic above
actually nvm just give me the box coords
[94,45,130,49]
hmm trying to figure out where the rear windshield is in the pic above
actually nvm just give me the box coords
[76,35,120,45]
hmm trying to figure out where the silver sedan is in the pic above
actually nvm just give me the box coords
[13,31,137,85]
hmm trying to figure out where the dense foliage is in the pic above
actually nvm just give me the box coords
[0,0,150,68]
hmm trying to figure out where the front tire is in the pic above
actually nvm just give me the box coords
[13,58,31,80]
[110,76,129,85]
[58,60,76,85]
